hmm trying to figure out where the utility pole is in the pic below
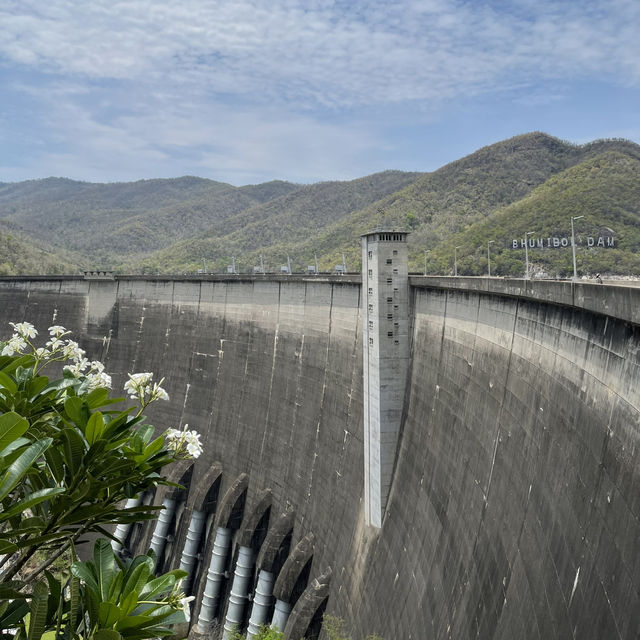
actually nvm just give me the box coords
[454,246,461,277]
[287,255,291,275]
[424,250,430,276]
[487,240,495,277]
[342,253,347,273]
[524,232,534,280]
[571,215,584,281]
[314,253,319,275]
[260,255,265,274]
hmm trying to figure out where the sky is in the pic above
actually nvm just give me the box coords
[1,0,639,186]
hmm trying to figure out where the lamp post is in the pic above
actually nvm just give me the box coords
[487,240,495,277]
[524,232,534,280]
[571,215,584,281]
[454,246,461,277]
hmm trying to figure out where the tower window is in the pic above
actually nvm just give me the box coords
[387,313,393,320]
[368,303,374,312]
[393,268,398,274]
[387,297,392,303]
[369,287,373,294]
[393,250,397,256]
[387,331,393,337]
[369,337,374,346]
[387,278,393,284]
[368,251,372,258]
[368,269,373,276]
[386,259,392,264]
[369,320,374,329]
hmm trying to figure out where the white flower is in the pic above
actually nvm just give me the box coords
[46,337,64,351]
[2,335,27,356]
[86,371,112,391]
[48,325,69,338]
[89,360,105,374]
[165,424,203,459]
[9,322,37,339]
[124,372,169,405]
[62,340,85,362]
[179,596,195,622]
[35,347,51,359]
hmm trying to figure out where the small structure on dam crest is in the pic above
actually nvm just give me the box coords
[361,229,410,528]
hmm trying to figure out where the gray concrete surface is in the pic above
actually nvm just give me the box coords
[0,275,638,640]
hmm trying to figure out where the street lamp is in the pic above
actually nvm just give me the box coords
[524,232,534,280]
[571,215,584,281]
[487,240,495,277]
[454,246,461,277]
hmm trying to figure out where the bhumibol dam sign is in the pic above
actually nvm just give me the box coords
[511,228,615,249]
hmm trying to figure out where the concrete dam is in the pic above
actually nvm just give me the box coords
[1,267,639,639]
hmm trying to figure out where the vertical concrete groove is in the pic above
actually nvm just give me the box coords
[303,283,333,505]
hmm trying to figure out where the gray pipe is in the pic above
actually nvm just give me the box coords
[246,569,275,639]
[178,509,206,585]
[196,526,232,628]
[222,545,256,639]
[111,496,142,552]
[271,599,292,631]
[149,497,176,562]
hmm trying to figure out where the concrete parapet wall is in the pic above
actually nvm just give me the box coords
[0,276,639,639]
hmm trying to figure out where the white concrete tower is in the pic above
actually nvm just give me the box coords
[361,230,410,528]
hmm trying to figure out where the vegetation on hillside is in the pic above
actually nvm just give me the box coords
[0,226,83,275]
[422,150,640,277]
[1,133,639,276]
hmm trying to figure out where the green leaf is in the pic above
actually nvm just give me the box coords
[0,371,18,394]
[43,446,65,483]
[0,438,53,501]
[0,411,30,452]
[27,581,49,640]
[0,487,65,521]
[0,539,18,553]
[0,436,30,459]
[71,561,99,594]
[0,598,29,628]
[121,560,152,600]
[60,428,85,474]
[64,396,85,426]
[93,630,122,640]
[99,602,123,628]
[94,539,116,600]
[67,575,81,637]
[86,412,105,446]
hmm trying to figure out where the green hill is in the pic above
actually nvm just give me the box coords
[422,150,640,277]
[0,224,83,275]
[0,177,300,266]
[130,132,638,275]
[1,132,639,277]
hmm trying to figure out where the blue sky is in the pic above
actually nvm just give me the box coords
[1,0,639,185]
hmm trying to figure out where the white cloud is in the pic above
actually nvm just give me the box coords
[1,0,639,183]
[1,0,639,108]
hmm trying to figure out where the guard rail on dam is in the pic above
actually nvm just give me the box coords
[0,275,639,640]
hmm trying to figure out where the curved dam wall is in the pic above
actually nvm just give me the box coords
[0,275,639,639]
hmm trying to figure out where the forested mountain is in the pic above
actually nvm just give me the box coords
[423,150,640,277]
[1,132,638,276]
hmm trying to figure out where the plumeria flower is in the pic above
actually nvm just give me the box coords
[2,335,27,356]
[165,424,203,459]
[48,325,69,338]
[9,322,37,339]
[124,372,169,407]
[86,371,112,391]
